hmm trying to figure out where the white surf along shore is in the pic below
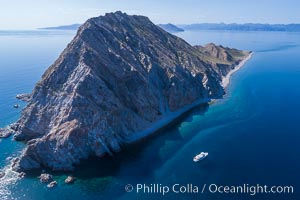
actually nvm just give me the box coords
[126,52,253,143]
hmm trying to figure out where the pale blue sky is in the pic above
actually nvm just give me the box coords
[1,0,300,30]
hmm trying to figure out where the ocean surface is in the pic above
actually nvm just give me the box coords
[0,29,299,200]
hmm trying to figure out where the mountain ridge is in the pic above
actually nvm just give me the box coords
[178,23,300,32]
[39,22,300,32]
[158,23,184,33]
[39,24,81,30]
[10,11,250,171]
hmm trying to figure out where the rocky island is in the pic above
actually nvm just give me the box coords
[10,11,251,171]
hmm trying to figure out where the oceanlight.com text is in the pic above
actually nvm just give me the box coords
[124,183,294,196]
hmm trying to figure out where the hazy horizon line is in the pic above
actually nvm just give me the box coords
[1,21,300,31]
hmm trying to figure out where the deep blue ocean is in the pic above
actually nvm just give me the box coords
[0,30,299,200]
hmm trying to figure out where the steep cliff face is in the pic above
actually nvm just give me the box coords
[12,11,250,171]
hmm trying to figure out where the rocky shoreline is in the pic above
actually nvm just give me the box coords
[16,94,32,102]
[0,127,14,138]
[125,98,211,143]
[126,53,252,143]
[4,11,251,172]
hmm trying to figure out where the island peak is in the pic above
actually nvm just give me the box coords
[12,12,250,171]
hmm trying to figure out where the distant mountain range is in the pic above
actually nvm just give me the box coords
[39,23,185,33]
[40,22,300,32]
[178,23,300,32]
[39,24,81,30]
[158,23,184,33]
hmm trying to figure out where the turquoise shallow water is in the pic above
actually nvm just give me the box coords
[0,30,300,200]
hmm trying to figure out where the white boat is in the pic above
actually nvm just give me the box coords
[193,152,208,162]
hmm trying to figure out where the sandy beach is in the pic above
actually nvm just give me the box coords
[127,53,254,143]
[221,52,254,88]
[125,97,210,143]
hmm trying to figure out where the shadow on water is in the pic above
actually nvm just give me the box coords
[43,103,210,181]
[257,44,299,53]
